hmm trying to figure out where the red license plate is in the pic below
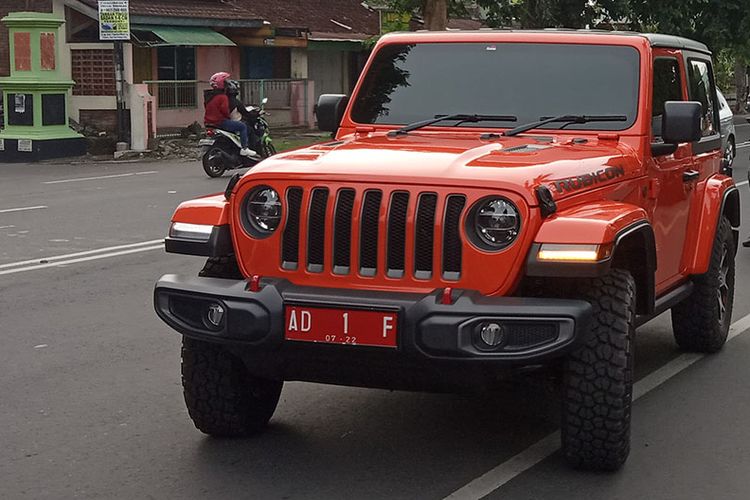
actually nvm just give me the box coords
[284,305,398,348]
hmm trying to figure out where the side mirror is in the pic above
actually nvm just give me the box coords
[662,101,702,144]
[316,94,349,133]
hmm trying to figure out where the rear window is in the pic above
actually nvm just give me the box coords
[351,42,641,131]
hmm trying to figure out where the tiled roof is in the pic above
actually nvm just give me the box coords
[76,0,480,38]
[78,0,263,22]
[235,0,379,38]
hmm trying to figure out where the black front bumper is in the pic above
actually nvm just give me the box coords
[154,275,592,390]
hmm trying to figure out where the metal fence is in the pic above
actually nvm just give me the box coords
[144,79,311,111]
[238,79,309,109]
[144,80,199,110]
[143,78,314,130]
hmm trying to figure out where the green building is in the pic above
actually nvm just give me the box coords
[0,11,85,162]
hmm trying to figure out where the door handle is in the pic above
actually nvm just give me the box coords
[682,170,700,182]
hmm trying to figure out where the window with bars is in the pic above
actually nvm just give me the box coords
[155,46,197,109]
[71,49,115,96]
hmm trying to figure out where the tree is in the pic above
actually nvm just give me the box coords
[628,0,750,112]
[385,0,470,30]
[423,0,449,30]
[477,0,630,29]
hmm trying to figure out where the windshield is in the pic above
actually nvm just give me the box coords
[351,42,641,131]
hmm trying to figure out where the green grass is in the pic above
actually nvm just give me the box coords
[273,136,326,152]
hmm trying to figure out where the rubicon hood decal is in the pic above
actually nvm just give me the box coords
[550,166,625,194]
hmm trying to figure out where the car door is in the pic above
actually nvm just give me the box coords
[648,51,694,290]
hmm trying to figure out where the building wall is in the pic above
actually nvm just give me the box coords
[0,0,52,77]
[153,45,241,129]
[308,50,348,101]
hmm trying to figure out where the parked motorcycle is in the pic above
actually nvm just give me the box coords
[199,97,276,178]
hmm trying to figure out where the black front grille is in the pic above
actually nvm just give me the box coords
[333,189,355,274]
[279,186,465,281]
[442,195,466,280]
[281,187,303,269]
[307,188,329,272]
[414,193,437,279]
[387,192,409,278]
[359,190,382,276]
[504,323,559,350]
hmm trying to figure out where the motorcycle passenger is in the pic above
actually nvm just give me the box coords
[225,79,260,146]
[204,72,257,157]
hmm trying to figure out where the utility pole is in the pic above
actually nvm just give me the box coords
[98,0,130,145]
[113,40,126,142]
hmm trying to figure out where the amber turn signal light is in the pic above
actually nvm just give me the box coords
[536,243,613,263]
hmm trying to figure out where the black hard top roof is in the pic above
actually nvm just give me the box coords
[404,29,712,55]
[640,33,711,54]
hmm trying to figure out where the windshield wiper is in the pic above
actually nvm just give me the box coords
[389,113,517,136]
[503,114,628,137]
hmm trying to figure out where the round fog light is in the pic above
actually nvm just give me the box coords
[479,322,505,347]
[205,303,225,329]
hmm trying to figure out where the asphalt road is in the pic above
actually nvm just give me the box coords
[1,129,750,499]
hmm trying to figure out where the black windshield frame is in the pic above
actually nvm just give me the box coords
[350,42,641,132]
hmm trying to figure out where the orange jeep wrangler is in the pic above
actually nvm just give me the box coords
[154,31,739,471]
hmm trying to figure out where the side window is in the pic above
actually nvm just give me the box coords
[652,58,682,139]
[688,59,719,137]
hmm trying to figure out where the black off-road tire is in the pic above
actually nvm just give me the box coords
[561,269,635,471]
[671,216,735,353]
[181,337,283,437]
[198,255,243,280]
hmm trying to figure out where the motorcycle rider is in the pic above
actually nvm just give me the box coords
[204,72,257,157]
[225,79,260,146]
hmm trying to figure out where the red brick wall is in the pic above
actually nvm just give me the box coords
[0,0,52,77]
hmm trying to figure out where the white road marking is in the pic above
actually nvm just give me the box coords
[0,205,47,214]
[445,312,750,500]
[737,141,750,149]
[0,244,164,276]
[0,225,16,229]
[736,180,748,188]
[0,239,163,270]
[42,171,158,184]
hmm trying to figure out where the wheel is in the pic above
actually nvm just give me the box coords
[261,142,276,158]
[181,337,283,437]
[199,255,243,280]
[671,216,735,353]
[561,269,635,471]
[724,136,735,169]
[202,148,227,177]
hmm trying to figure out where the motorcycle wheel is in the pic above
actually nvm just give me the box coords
[202,148,227,178]
[261,143,277,158]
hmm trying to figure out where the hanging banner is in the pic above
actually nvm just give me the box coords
[98,0,130,41]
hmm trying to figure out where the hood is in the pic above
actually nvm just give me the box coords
[246,131,642,205]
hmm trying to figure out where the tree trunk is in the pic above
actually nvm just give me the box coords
[423,0,448,30]
[734,57,748,114]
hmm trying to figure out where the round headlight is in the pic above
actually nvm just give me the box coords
[244,186,282,237]
[470,197,520,250]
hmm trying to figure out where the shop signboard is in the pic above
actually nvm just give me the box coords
[98,0,130,41]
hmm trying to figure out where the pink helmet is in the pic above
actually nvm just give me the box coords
[209,72,231,90]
